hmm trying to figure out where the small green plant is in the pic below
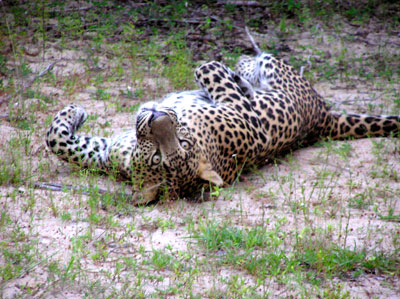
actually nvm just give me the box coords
[348,192,372,209]
[0,227,39,281]
[294,230,400,279]
[156,217,176,232]
[92,88,111,101]
[377,208,400,223]
[162,35,196,90]
[0,133,33,185]
[145,249,175,271]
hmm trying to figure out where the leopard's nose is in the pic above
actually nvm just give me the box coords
[148,110,168,125]
[150,112,179,153]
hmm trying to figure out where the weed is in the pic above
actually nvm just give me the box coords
[92,88,111,101]
[377,209,400,223]
[294,230,400,279]
[145,249,175,271]
[0,226,39,281]
[162,35,196,90]
[0,133,34,186]
[348,192,373,209]
[156,217,176,232]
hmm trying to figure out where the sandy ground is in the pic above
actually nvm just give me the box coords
[0,15,399,298]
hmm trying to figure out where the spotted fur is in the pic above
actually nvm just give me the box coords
[46,47,400,203]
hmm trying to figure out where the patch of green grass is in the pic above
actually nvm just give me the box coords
[192,218,292,280]
[212,274,261,298]
[297,243,400,278]
[162,34,197,90]
[192,219,400,286]
[295,39,399,86]
[193,220,282,252]
[92,88,111,101]
[348,192,373,209]
[377,208,400,223]
[0,226,40,281]
[144,249,176,271]
[0,133,34,186]
[270,0,399,24]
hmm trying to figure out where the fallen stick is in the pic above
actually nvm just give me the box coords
[33,182,131,201]
[0,113,27,121]
[37,61,57,78]
[1,61,57,108]
[216,0,270,6]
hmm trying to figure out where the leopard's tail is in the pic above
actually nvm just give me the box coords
[46,104,111,171]
[324,112,400,140]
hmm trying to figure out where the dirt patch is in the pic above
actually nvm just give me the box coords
[1,2,399,298]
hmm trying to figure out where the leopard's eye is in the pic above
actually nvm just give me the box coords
[152,153,161,165]
[180,140,191,150]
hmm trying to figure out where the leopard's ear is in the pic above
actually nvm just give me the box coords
[198,158,223,186]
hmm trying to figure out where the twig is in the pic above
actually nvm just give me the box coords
[186,34,216,42]
[50,2,149,13]
[216,0,270,6]
[0,61,57,113]
[13,250,61,280]
[34,182,108,194]
[299,55,312,77]
[330,85,357,90]
[138,18,206,25]
[0,113,26,121]
[37,61,57,78]
[127,1,150,9]
[33,182,131,201]
[209,16,243,31]
[48,5,95,13]
[329,89,394,108]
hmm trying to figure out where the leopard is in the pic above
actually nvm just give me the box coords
[46,31,400,204]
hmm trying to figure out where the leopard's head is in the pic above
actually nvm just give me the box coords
[130,103,223,203]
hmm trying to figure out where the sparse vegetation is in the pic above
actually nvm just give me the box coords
[0,0,399,297]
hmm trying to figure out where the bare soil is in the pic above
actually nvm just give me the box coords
[0,5,399,298]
